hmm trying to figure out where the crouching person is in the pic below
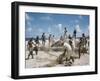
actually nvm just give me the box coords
[57,43,74,66]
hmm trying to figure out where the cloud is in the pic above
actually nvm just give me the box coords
[26,27,32,32]
[27,22,31,26]
[88,25,90,32]
[40,16,52,21]
[75,19,79,23]
[26,14,30,20]
[25,14,34,21]
[79,15,83,19]
[75,24,81,32]
[53,23,63,34]
[38,28,43,33]
[86,25,90,35]
[48,27,51,33]
[58,24,62,32]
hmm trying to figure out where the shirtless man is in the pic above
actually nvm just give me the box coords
[41,33,46,46]
[48,34,52,47]
[27,38,38,59]
[64,27,67,40]
[27,38,34,59]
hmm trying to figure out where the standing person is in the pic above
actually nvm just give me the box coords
[33,44,38,55]
[82,33,85,39]
[68,34,71,40]
[48,34,52,47]
[35,36,40,46]
[82,33,86,40]
[27,38,34,59]
[73,29,77,39]
[69,37,73,51]
[82,33,86,47]
[52,35,55,45]
[78,37,83,59]
[73,29,77,47]
[60,35,63,41]
[64,27,68,40]
[41,33,46,46]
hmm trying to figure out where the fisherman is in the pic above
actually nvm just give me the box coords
[63,27,68,40]
[78,37,83,58]
[73,29,77,39]
[35,36,40,46]
[82,33,87,48]
[27,38,34,59]
[68,34,71,40]
[48,34,52,47]
[33,43,38,55]
[41,33,46,46]
[52,35,55,44]
[69,37,73,50]
[60,35,63,41]
[57,47,74,66]
[82,33,85,40]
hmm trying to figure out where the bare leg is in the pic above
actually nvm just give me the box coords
[70,56,74,62]
[28,53,31,59]
[35,50,38,55]
[79,46,81,59]
[30,51,34,59]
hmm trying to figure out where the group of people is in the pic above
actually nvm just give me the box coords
[26,27,88,60]
[33,33,55,47]
[26,32,55,59]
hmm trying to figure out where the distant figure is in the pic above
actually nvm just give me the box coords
[73,29,77,39]
[87,39,89,47]
[78,36,88,58]
[60,35,63,41]
[82,33,85,39]
[51,35,55,45]
[87,35,89,47]
[27,38,34,59]
[68,34,71,40]
[78,37,83,58]
[35,36,40,46]
[64,27,68,39]
[82,33,86,47]
[48,34,52,47]
[41,33,46,46]
[69,37,73,49]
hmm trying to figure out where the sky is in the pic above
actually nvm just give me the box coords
[25,12,89,39]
